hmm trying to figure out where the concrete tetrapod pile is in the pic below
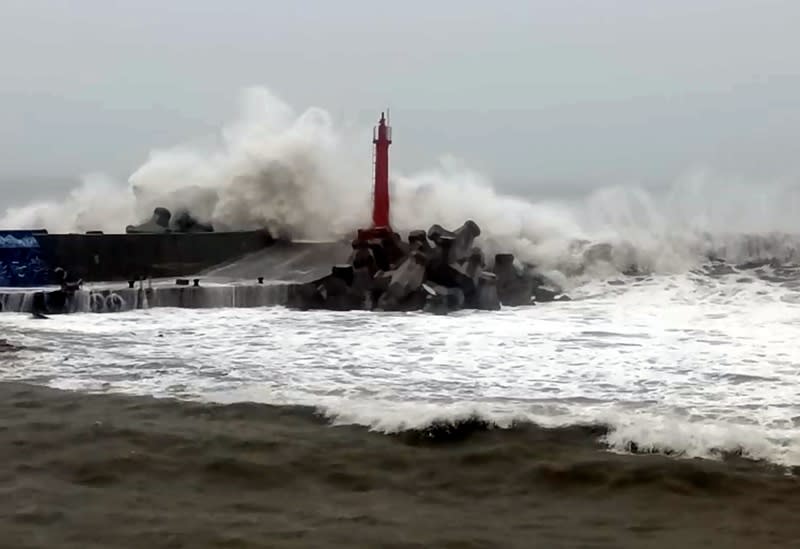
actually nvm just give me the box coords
[286,220,571,314]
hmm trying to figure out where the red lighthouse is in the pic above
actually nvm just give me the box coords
[357,112,393,241]
[371,111,392,230]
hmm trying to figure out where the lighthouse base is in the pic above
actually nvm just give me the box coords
[356,227,394,243]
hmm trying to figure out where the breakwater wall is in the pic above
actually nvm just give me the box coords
[0,229,274,286]
[0,282,292,314]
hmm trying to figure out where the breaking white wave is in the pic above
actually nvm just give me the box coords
[3,86,800,279]
[307,399,800,466]
[1,270,800,467]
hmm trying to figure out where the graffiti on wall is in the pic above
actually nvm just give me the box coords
[0,232,51,287]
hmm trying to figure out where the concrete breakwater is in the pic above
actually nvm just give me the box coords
[0,220,570,316]
[0,224,273,287]
[0,282,292,314]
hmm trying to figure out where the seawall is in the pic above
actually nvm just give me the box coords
[0,282,293,314]
[1,230,274,286]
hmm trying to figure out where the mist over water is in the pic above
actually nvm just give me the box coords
[2,86,800,280]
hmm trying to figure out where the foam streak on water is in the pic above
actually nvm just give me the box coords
[2,272,800,467]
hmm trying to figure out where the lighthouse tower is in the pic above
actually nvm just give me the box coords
[371,111,392,230]
[357,112,393,241]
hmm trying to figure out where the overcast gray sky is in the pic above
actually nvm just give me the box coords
[1,0,799,202]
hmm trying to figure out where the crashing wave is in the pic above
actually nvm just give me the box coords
[3,87,800,282]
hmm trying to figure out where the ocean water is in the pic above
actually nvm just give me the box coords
[2,266,799,468]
